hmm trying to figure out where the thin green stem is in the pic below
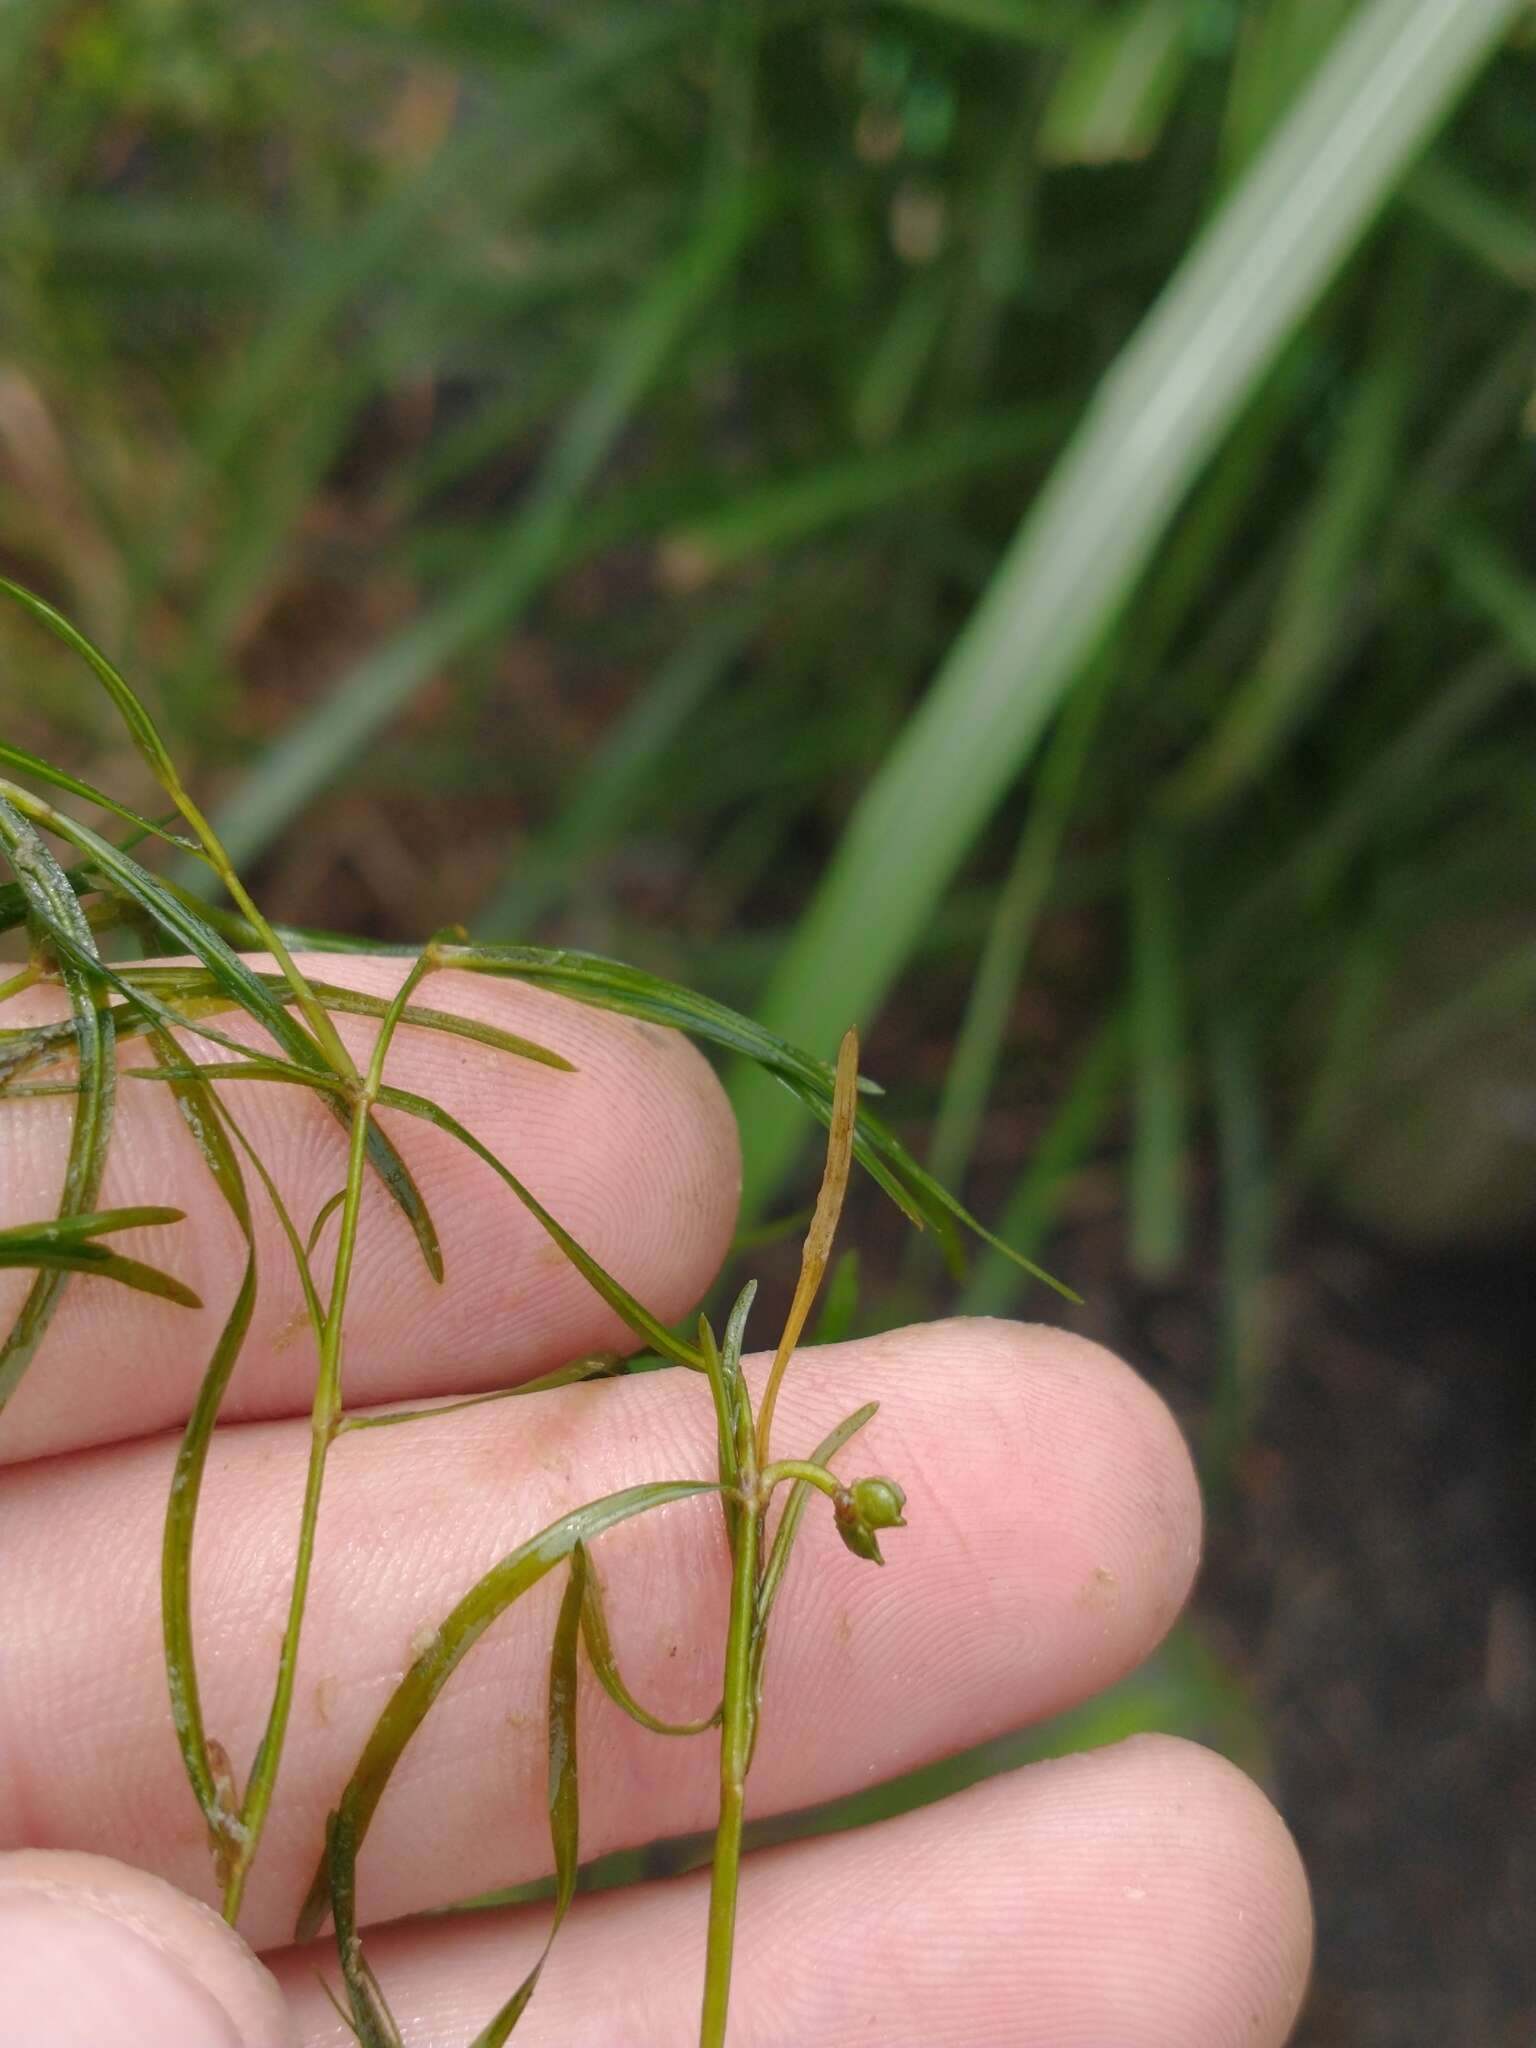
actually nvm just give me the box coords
[225,1088,371,1921]
[0,962,41,1005]
[758,1459,842,1504]
[225,953,433,1918]
[156,778,359,1083]
[700,1494,759,2048]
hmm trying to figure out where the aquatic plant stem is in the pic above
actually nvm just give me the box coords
[226,958,432,1920]
[700,1492,759,2048]
[223,1086,371,1922]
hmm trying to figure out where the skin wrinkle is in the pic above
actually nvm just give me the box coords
[0,960,741,1462]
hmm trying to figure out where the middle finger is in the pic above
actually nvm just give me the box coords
[0,1318,1200,1953]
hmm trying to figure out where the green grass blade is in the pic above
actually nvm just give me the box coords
[0,739,200,853]
[1162,274,1416,815]
[1127,835,1187,1279]
[478,599,766,937]
[1406,155,1536,287]
[296,1479,715,1942]
[435,943,1063,1289]
[0,795,116,1411]
[928,674,1106,1193]
[120,967,577,1073]
[1434,521,1536,672]
[1038,0,1191,166]
[735,0,1525,1212]
[661,404,1062,571]
[961,1015,1127,1316]
[1203,1013,1271,1492]
[200,186,762,874]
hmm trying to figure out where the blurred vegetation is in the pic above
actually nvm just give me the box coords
[2,0,1533,1767]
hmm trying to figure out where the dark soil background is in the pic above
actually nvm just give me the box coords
[1087,1223,1536,2047]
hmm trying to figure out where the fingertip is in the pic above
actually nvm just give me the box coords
[1045,1733,1315,2045]
[0,1851,296,2048]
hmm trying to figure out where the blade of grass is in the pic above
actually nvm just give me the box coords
[928,672,1107,1193]
[1161,261,1418,814]
[478,598,766,937]
[961,1013,1127,1315]
[736,0,1525,1213]
[1202,1012,1271,1495]
[1128,834,1187,1279]
[198,184,763,874]
[1037,0,1191,166]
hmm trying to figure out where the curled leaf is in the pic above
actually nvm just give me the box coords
[297,1480,715,1942]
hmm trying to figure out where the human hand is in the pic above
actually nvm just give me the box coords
[0,959,1311,2045]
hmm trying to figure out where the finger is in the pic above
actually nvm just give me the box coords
[0,1319,1201,1953]
[271,1738,1311,2047]
[0,956,740,1460]
[0,1850,294,2048]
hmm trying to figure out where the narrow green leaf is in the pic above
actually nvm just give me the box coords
[0,576,183,791]
[0,1241,201,1306]
[0,740,201,854]
[152,1028,258,1859]
[928,674,1107,1193]
[1203,1015,1271,1493]
[377,1083,704,1369]
[0,795,116,1412]
[0,787,443,1279]
[737,0,1525,1213]
[578,1542,720,1737]
[326,1807,407,2048]
[662,405,1061,569]
[201,184,763,873]
[0,1205,184,1246]
[121,968,577,1073]
[435,944,1064,1290]
[467,1549,587,2046]
[1039,0,1191,166]
[296,1480,715,1942]
[962,1016,1127,1316]
[338,1354,625,1433]
[1128,838,1187,1279]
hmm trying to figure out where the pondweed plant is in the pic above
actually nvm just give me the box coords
[0,575,1061,2044]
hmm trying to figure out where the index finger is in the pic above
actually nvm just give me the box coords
[0,957,740,1463]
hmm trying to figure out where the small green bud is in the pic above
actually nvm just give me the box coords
[833,1475,907,1565]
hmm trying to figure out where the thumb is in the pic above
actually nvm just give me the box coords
[0,1851,295,2048]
